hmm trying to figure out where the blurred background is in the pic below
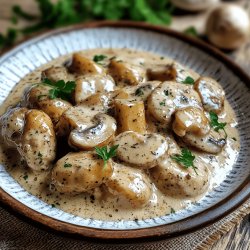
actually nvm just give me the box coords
[0,0,250,71]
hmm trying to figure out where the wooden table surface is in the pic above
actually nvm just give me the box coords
[0,0,249,249]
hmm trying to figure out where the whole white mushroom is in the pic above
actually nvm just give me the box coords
[171,0,219,12]
[206,4,250,49]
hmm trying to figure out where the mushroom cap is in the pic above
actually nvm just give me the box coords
[51,151,113,193]
[151,155,211,197]
[69,113,117,150]
[114,131,168,169]
[206,4,250,49]
[0,107,28,147]
[106,162,152,207]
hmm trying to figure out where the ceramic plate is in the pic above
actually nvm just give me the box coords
[0,21,249,241]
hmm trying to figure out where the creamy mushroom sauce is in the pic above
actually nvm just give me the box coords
[0,48,240,221]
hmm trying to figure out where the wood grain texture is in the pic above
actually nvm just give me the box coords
[0,0,249,249]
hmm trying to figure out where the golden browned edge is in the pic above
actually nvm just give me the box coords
[0,21,249,242]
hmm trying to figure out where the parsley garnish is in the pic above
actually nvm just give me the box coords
[184,26,198,37]
[1,1,174,51]
[159,101,166,106]
[93,54,107,63]
[171,148,197,175]
[209,111,227,138]
[182,76,195,85]
[42,78,76,101]
[95,145,119,168]
[135,88,144,96]
[64,163,72,168]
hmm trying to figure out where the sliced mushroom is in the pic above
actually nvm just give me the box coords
[42,66,69,82]
[147,62,199,83]
[18,109,56,171]
[106,162,152,207]
[108,59,146,86]
[51,152,112,193]
[0,107,28,147]
[74,74,115,104]
[183,129,226,154]
[56,106,116,150]
[194,77,225,113]
[68,53,105,75]
[151,154,211,197]
[24,84,72,124]
[148,81,202,125]
[56,106,99,136]
[172,107,210,137]
[70,113,116,150]
[114,131,168,169]
[114,98,146,134]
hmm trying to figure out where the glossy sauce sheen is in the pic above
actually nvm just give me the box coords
[0,49,240,221]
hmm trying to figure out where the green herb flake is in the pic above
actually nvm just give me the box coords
[93,54,107,63]
[38,152,42,157]
[159,101,166,106]
[51,204,55,208]
[170,207,176,214]
[164,90,169,96]
[232,137,237,141]
[171,148,197,175]
[184,26,198,37]
[160,56,164,60]
[42,78,76,101]
[182,76,195,85]
[23,175,28,180]
[209,111,227,138]
[64,163,72,168]
[95,145,119,168]
[135,88,144,96]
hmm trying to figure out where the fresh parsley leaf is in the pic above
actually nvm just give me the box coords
[184,26,198,37]
[209,111,227,138]
[93,54,107,63]
[1,0,174,50]
[64,163,72,168]
[171,148,197,175]
[159,101,166,106]
[95,145,119,168]
[135,88,144,96]
[42,78,76,101]
[182,76,195,85]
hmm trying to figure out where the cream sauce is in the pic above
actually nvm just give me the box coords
[0,48,240,221]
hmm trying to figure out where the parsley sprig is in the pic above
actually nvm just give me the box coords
[95,145,119,168]
[93,54,107,63]
[0,0,174,50]
[171,148,197,175]
[42,78,76,101]
[209,111,227,138]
